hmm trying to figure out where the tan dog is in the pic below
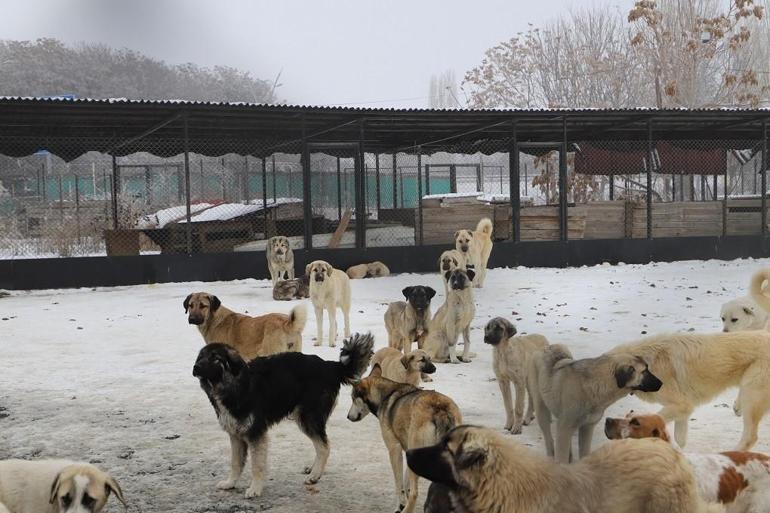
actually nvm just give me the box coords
[266,236,294,285]
[424,269,475,364]
[184,292,305,358]
[370,347,436,386]
[407,426,723,513]
[605,412,770,511]
[384,286,436,353]
[346,261,390,279]
[454,218,493,288]
[483,317,549,435]
[0,459,126,513]
[307,260,351,347]
[272,274,310,301]
[608,330,770,450]
[438,250,466,293]
[528,344,662,463]
[347,365,462,513]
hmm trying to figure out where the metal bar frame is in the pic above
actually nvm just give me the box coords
[356,119,367,248]
[509,121,520,242]
[183,115,192,254]
[417,146,423,245]
[647,120,653,240]
[559,118,568,242]
[763,119,768,237]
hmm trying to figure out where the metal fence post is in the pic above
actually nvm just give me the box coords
[183,114,192,255]
[647,120,653,240]
[425,164,431,195]
[392,153,398,208]
[356,119,367,248]
[111,154,119,230]
[301,121,313,249]
[509,120,520,242]
[417,146,423,245]
[272,154,277,201]
[375,153,381,217]
[763,119,768,236]
[262,155,268,237]
[559,118,568,242]
[336,156,342,220]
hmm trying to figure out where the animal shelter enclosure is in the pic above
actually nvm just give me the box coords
[2,98,770,288]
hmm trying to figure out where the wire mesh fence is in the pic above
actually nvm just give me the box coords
[1,125,769,259]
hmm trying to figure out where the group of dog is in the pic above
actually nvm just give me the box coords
[6,216,770,513]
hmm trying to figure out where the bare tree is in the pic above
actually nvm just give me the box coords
[429,70,460,108]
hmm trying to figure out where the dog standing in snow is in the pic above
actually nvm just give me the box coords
[307,260,351,347]
[454,218,493,288]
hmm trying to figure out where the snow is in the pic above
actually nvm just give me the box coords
[136,203,215,229]
[2,257,770,512]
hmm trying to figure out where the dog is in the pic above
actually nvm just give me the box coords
[605,412,770,511]
[272,274,310,301]
[424,269,476,364]
[347,364,462,513]
[184,292,305,358]
[192,333,374,498]
[346,261,390,279]
[307,260,351,347]
[721,296,768,332]
[266,236,294,285]
[608,330,770,450]
[370,347,436,386]
[407,425,724,513]
[483,317,549,435]
[454,217,493,288]
[0,459,126,513]
[384,286,436,353]
[528,343,662,463]
[438,250,466,293]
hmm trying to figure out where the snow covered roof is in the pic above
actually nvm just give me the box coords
[137,198,302,227]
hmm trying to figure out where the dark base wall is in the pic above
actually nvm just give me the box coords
[2,236,769,290]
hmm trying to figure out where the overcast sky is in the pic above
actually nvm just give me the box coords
[1,0,632,107]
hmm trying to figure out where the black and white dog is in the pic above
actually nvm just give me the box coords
[192,333,374,498]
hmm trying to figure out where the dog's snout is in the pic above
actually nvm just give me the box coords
[188,316,203,325]
[314,274,324,282]
[604,418,618,439]
[640,371,663,392]
[424,362,436,374]
[460,244,469,252]
[192,364,202,377]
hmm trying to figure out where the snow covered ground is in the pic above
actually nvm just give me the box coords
[2,257,770,512]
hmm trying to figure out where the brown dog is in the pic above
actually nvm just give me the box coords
[346,261,391,279]
[370,347,436,386]
[184,292,305,359]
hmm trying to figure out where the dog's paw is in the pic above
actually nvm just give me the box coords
[314,340,322,347]
[304,475,321,485]
[733,399,743,417]
[510,424,523,435]
[458,356,472,363]
[302,465,313,475]
[216,479,236,490]
[244,482,263,498]
[523,415,535,426]
[421,375,433,383]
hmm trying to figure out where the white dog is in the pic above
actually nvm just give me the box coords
[307,260,351,347]
[0,459,126,513]
[721,296,768,332]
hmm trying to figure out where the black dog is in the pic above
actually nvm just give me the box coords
[192,333,374,498]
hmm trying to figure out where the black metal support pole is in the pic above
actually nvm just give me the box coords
[509,121,520,242]
[272,154,277,201]
[336,157,342,220]
[646,120,653,240]
[302,121,313,250]
[243,156,249,203]
[356,119,367,249]
[559,118,568,242]
[763,119,768,236]
[609,176,614,200]
[417,147,423,246]
[111,154,119,230]
[183,114,192,254]
[375,153,381,217]
[262,156,268,236]
[425,164,431,195]
[713,174,718,201]
[723,167,728,237]
[392,154,398,209]
[449,164,457,193]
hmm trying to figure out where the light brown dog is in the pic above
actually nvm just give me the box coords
[438,250,466,293]
[347,365,462,513]
[0,459,126,513]
[184,292,305,359]
[346,261,391,279]
[407,426,723,513]
[307,260,351,347]
[266,235,295,285]
[605,412,770,511]
[454,218,493,288]
[370,347,437,386]
[384,286,436,353]
[424,269,476,364]
[483,317,550,435]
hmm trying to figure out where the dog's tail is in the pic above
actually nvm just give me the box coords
[750,268,770,315]
[337,333,375,384]
[286,304,307,334]
[541,344,573,374]
[476,217,493,237]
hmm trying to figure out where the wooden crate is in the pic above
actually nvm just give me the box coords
[421,202,495,245]
[630,202,723,238]
[104,229,140,256]
[519,206,586,240]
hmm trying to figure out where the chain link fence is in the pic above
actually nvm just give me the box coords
[1,122,769,259]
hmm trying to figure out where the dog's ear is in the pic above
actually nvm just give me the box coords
[49,472,62,504]
[325,262,334,275]
[614,365,635,389]
[369,363,383,377]
[208,295,221,312]
[104,474,128,508]
[466,269,475,282]
[504,321,517,339]
[454,231,461,240]
[183,294,192,313]
[743,306,755,316]
[402,287,414,300]
[455,439,488,470]
[426,287,437,300]
[400,353,411,369]
[444,270,451,282]
[305,263,312,276]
